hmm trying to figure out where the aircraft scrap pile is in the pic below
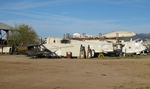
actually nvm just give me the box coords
[28,31,149,58]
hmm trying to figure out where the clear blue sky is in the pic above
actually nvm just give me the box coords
[0,0,150,38]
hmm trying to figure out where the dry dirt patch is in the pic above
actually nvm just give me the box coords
[0,55,150,89]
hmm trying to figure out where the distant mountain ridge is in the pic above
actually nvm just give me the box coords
[133,33,150,40]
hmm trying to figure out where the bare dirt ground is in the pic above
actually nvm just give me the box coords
[0,55,150,89]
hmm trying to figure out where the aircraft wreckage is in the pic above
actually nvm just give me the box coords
[26,31,147,58]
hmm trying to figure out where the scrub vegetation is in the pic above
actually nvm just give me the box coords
[9,24,39,46]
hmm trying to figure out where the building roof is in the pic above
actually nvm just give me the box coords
[0,22,12,30]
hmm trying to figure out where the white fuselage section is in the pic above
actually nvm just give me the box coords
[43,38,114,57]
[122,40,146,54]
